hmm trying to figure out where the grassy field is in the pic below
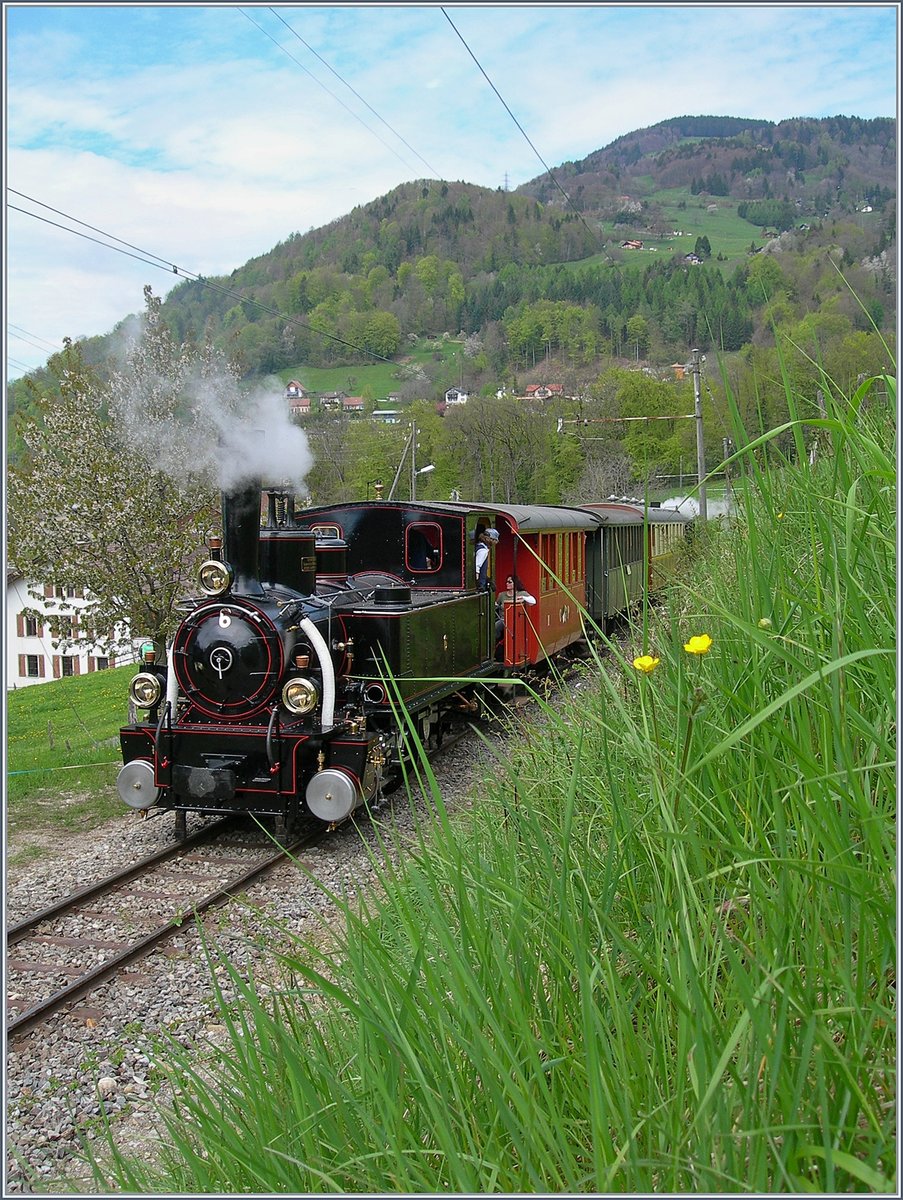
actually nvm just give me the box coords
[6,664,136,854]
[274,334,464,398]
[77,367,895,1194]
[595,185,775,269]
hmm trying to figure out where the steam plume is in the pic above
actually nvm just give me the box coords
[110,355,314,493]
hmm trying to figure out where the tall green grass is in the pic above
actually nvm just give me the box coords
[83,375,895,1193]
[6,664,136,837]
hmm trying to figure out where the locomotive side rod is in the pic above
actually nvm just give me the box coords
[7,828,321,1042]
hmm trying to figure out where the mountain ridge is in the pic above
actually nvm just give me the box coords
[9,113,895,391]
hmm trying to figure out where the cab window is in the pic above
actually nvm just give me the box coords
[406,522,442,573]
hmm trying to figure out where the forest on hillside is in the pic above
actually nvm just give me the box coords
[8,114,895,501]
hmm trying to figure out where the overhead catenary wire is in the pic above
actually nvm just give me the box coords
[8,194,396,365]
[238,7,424,179]
[440,7,613,260]
[10,11,614,374]
[8,12,624,379]
[7,355,39,374]
[8,188,181,271]
[267,7,443,180]
[8,324,63,353]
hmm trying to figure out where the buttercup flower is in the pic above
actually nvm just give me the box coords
[684,633,713,655]
[632,655,660,674]
[776,511,785,520]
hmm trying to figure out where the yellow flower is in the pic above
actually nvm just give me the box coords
[757,617,772,629]
[683,633,713,656]
[632,655,660,674]
[776,511,785,520]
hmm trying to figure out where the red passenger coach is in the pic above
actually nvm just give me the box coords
[468,503,598,668]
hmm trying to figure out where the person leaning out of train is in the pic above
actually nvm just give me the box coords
[474,526,498,590]
[495,574,536,651]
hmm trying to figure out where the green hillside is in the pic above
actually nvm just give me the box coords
[7,113,895,487]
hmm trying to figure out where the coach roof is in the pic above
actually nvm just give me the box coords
[427,501,601,532]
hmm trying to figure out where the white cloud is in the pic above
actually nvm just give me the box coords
[4,3,897,377]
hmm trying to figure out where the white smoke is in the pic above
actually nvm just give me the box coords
[111,357,314,492]
[211,386,315,492]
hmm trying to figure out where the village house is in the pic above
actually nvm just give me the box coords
[319,391,347,412]
[7,569,136,689]
[621,239,644,250]
[288,393,312,417]
[444,387,468,406]
[342,395,365,415]
[524,383,564,402]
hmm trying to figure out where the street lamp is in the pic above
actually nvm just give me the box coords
[412,463,435,501]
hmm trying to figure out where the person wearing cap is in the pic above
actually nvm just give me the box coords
[473,524,497,590]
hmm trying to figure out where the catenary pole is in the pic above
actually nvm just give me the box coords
[690,348,708,523]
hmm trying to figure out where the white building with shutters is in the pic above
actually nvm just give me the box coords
[6,569,137,689]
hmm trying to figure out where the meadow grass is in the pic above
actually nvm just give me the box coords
[275,334,463,398]
[5,664,136,844]
[77,373,896,1193]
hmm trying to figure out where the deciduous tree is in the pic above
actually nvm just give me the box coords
[8,287,312,659]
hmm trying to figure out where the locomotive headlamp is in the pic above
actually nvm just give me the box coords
[129,672,162,709]
[282,676,319,715]
[198,559,234,597]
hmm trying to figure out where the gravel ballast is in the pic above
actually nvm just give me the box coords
[4,722,511,1194]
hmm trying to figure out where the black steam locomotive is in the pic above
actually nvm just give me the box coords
[117,482,689,837]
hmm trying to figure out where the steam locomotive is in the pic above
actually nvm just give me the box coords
[117,483,689,837]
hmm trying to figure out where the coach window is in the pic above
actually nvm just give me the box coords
[542,533,558,591]
[311,523,342,539]
[406,522,441,573]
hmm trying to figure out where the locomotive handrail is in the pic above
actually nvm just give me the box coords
[154,699,172,773]
[266,705,280,769]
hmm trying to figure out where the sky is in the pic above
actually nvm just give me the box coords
[4,2,900,380]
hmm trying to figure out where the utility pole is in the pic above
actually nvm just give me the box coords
[387,425,414,501]
[689,348,708,523]
[409,421,435,500]
[410,420,417,501]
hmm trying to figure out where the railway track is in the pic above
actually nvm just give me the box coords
[6,816,324,1041]
[5,700,549,1045]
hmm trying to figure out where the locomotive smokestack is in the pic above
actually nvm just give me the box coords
[222,481,266,598]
